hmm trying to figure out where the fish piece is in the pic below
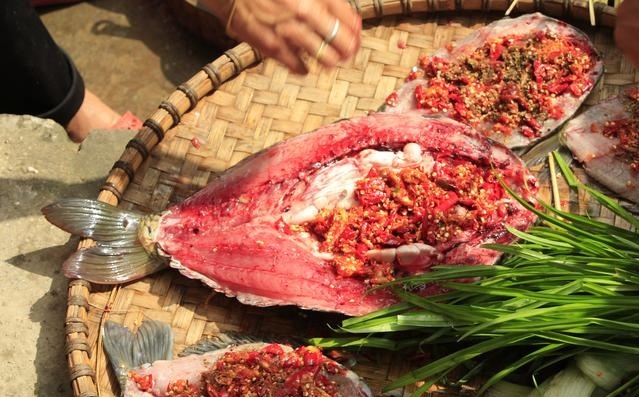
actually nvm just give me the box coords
[102,320,372,397]
[42,112,538,316]
[384,12,603,148]
[562,86,639,204]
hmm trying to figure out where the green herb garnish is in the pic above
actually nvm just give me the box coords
[312,151,639,396]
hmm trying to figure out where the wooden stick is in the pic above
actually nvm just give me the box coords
[95,285,121,397]
[548,153,562,211]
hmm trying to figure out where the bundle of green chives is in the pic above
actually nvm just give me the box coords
[311,152,639,396]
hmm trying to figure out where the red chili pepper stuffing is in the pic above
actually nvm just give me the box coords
[413,30,598,138]
[600,88,639,172]
[130,373,153,392]
[201,345,345,397]
[166,379,200,396]
[302,154,510,286]
[405,69,421,81]
[385,92,399,107]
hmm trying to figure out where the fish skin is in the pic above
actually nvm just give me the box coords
[384,12,603,148]
[562,88,639,204]
[44,112,538,316]
[102,321,373,397]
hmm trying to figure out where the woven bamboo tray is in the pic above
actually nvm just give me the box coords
[65,1,637,396]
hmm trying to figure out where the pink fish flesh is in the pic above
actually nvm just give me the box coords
[562,86,639,204]
[43,112,538,316]
[384,13,603,148]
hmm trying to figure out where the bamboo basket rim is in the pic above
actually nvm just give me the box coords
[64,1,623,396]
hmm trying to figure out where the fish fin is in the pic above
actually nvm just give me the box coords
[518,133,577,192]
[132,320,173,365]
[102,321,173,395]
[102,321,138,394]
[42,198,168,284]
[42,199,142,241]
[63,244,167,284]
[179,332,303,357]
[519,132,563,167]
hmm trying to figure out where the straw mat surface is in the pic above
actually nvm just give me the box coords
[64,1,636,396]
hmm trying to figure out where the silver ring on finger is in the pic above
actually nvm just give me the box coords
[324,19,340,44]
[315,40,328,61]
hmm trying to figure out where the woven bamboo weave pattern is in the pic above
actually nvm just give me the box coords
[63,1,637,396]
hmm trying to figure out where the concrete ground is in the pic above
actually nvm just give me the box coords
[0,1,221,395]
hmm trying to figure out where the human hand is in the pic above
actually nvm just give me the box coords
[203,0,362,74]
[615,0,639,68]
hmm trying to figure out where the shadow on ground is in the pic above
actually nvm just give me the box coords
[0,115,133,396]
[40,0,220,87]
[0,177,105,222]
[91,0,218,85]
[7,241,77,395]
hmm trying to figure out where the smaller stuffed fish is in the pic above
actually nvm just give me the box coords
[561,86,639,204]
[383,13,603,149]
[102,320,373,397]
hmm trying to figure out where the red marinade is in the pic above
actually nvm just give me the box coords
[600,87,639,172]
[303,154,509,285]
[413,31,598,137]
[202,345,345,397]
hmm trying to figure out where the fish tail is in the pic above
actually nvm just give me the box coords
[520,132,563,167]
[41,199,168,284]
[102,321,136,394]
[102,321,173,395]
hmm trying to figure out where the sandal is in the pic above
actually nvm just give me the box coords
[111,111,143,131]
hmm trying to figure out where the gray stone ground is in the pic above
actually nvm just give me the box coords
[0,116,135,396]
[0,1,219,395]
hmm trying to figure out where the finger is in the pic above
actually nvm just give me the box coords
[260,38,309,75]
[295,0,361,61]
[615,1,639,68]
[235,19,309,74]
[275,20,341,68]
[268,40,309,75]
[323,0,362,53]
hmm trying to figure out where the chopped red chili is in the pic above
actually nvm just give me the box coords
[599,88,639,172]
[385,92,399,107]
[130,372,153,392]
[202,345,345,397]
[303,154,508,285]
[166,379,200,396]
[408,31,598,137]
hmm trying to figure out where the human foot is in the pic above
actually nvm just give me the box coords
[65,89,121,143]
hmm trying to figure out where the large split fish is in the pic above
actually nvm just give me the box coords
[43,112,538,316]
[383,13,603,148]
[102,320,372,396]
[562,85,639,204]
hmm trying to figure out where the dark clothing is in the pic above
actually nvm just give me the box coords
[0,0,85,126]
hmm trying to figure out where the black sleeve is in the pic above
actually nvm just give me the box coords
[0,0,85,126]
